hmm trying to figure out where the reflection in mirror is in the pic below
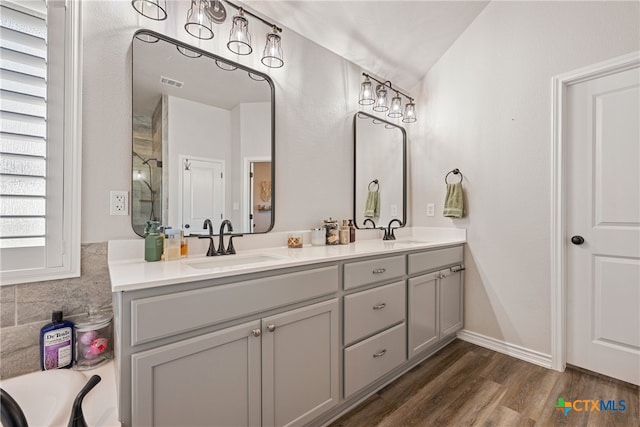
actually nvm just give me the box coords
[132,30,275,237]
[354,112,406,229]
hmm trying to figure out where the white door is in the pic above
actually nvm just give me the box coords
[566,65,640,385]
[182,157,224,233]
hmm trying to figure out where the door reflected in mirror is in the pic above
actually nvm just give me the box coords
[132,30,275,236]
[353,112,406,229]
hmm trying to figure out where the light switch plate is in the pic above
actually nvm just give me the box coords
[110,191,129,215]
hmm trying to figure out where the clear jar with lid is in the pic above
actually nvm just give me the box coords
[324,218,339,245]
[73,305,113,370]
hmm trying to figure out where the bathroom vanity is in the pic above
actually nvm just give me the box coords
[109,229,465,426]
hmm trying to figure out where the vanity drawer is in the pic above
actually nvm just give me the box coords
[131,265,338,345]
[344,255,405,290]
[344,281,405,345]
[344,322,406,398]
[408,246,463,276]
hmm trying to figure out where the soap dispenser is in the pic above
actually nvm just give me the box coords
[144,220,163,262]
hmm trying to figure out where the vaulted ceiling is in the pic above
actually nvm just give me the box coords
[244,1,489,91]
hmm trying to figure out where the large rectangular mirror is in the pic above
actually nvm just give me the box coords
[132,30,275,236]
[354,112,406,229]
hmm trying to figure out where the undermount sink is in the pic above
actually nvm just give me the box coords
[186,254,286,269]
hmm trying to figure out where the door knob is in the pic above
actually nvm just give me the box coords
[571,235,585,245]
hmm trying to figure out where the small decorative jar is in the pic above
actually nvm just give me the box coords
[324,218,339,245]
[287,233,303,248]
[310,228,325,246]
[73,305,113,370]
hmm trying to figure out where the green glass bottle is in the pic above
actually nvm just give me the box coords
[144,220,163,262]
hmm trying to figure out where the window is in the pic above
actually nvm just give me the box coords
[0,0,81,285]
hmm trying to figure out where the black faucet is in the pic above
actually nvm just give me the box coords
[199,219,218,256]
[363,218,376,229]
[1,388,28,427]
[385,219,403,240]
[67,375,101,427]
[0,374,101,427]
[217,219,233,255]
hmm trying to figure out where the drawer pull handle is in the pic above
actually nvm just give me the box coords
[266,324,276,332]
[372,268,386,274]
[251,329,261,337]
[373,303,386,310]
[373,349,387,358]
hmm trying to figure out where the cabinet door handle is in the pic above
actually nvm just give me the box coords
[372,268,386,274]
[372,303,386,310]
[251,329,261,337]
[373,349,387,358]
[266,324,276,332]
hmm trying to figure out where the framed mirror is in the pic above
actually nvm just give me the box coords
[353,111,406,229]
[132,30,275,237]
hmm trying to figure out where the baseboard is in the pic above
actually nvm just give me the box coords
[456,329,552,369]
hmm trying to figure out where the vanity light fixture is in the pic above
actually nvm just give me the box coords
[227,8,252,55]
[185,0,214,40]
[131,0,167,21]
[131,0,285,68]
[261,27,284,68]
[402,99,417,123]
[388,92,403,118]
[359,73,417,123]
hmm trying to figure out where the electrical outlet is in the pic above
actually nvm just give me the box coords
[110,191,129,216]
[427,203,435,217]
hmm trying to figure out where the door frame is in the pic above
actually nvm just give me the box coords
[550,51,640,372]
[243,157,271,232]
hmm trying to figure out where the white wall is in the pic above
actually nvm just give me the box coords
[411,1,639,355]
[82,0,360,242]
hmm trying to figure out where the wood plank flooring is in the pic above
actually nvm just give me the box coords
[329,340,639,427]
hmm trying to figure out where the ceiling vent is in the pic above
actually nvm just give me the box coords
[160,76,183,88]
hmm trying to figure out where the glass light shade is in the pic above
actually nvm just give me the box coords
[262,31,284,68]
[359,78,375,105]
[388,94,403,118]
[131,0,167,21]
[185,0,214,40]
[227,13,252,55]
[372,85,389,112]
[177,45,202,58]
[402,102,417,123]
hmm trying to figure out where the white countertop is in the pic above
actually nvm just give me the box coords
[109,227,466,292]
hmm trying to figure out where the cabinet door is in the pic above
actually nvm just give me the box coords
[262,299,339,427]
[131,320,261,427]
[408,272,439,358]
[440,270,464,337]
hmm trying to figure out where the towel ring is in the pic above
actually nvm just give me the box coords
[368,179,379,191]
[445,169,463,184]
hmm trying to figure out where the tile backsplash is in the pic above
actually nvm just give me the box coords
[0,242,112,379]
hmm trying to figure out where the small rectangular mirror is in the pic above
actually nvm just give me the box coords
[353,112,406,229]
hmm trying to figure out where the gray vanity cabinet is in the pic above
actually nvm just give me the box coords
[261,299,339,427]
[117,265,340,427]
[131,320,262,427]
[408,246,464,359]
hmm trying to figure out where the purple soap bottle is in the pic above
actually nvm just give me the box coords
[40,310,74,370]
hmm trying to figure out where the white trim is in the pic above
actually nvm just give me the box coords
[550,51,640,372]
[457,329,552,369]
[243,156,271,232]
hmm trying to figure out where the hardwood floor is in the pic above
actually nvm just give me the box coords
[329,340,639,427]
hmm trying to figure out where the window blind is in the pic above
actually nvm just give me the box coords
[0,1,47,249]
